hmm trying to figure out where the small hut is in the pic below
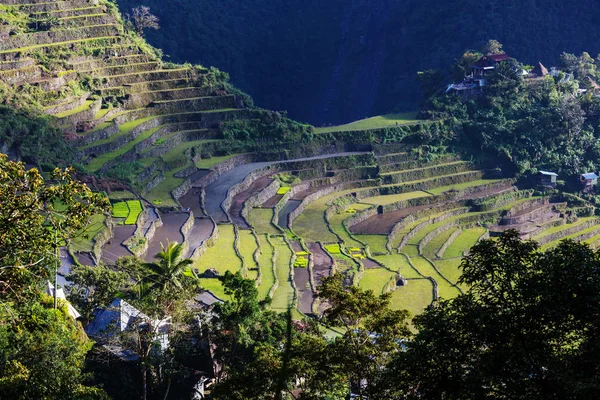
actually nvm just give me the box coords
[538,170,558,187]
[530,62,549,78]
[580,172,598,187]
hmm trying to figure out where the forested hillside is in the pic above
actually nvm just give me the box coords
[119,0,600,125]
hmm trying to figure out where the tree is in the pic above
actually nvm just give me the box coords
[142,241,194,297]
[0,154,109,301]
[131,6,159,36]
[393,230,600,399]
[417,69,445,99]
[482,39,504,55]
[67,263,129,320]
[317,274,411,399]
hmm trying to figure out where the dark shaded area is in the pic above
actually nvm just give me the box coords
[119,0,600,125]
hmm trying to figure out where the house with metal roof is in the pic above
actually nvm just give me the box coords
[538,170,558,187]
[580,172,599,188]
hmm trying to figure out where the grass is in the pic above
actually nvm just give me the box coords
[327,209,364,249]
[354,234,389,254]
[195,224,242,275]
[292,193,339,243]
[442,227,486,258]
[145,165,189,208]
[108,190,136,200]
[196,154,238,169]
[358,268,396,295]
[70,214,106,253]
[540,223,600,250]
[111,202,129,218]
[256,234,275,300]
[373,254,423,279]
[124,200,142,225]
[80,117,155,149]
[427,179,505,195]
[360,191,431,206]
[237,230,259,279]
[534,217,597,242]
[388,278,435,316]
[434,258,467,290]
[247,208,280,235]
[198,278,231,301]
[86,123,161,172]
[314,112,420,133]
[162,139,218,164]
[55,100,93,118]
[422,227,460,258]
[410,256,461,299]
[270,236,295,311]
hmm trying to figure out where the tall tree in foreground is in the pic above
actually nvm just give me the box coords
[0,153,109,300]
[0,154,109,398]
[392,230,600,399]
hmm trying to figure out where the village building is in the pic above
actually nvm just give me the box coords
[580,172,598,191]
[529,62,549,78]
[447,53,511,96]
[538,170,558,187]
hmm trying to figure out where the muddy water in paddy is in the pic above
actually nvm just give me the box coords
[362,258,382,269]
[185,218,215,258]
[75,252,95,266]
[289,241,303,253]
[294,268,314,314]
[262,194,283,207]
[278,200,301,229]
[144,212,188,261]
[229,176,273,228]
[179,188,204,217]
[307,242,333,284]
[101,225,135,264]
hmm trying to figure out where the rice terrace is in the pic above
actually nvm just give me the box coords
[4,0,600,398]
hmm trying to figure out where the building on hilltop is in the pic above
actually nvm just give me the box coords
[447,53,511,97]
[529,62,549,78]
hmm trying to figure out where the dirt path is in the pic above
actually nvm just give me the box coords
[203,152,368,222]
[229,176,273,227]
[185,218,215,258]
[144,212,188,261]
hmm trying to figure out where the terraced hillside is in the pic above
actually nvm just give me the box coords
[8,1,599,320]
[0,0,249,201]
[65,136,597,320]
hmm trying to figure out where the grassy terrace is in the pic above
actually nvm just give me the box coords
[70,214,106,253]
[389,279,435,316]
[361,191,431,206]
[327,208,364,249]
[359,268,396,294]
[146,165,189,207]
[533,217,597,243]
[247,208,280,234]
[422,227,460,258]
[270,236,295,311]
[0,36,120,54]
[442,227,486,258]
[196,154,238,169]
[195,224,241,275]
[80,116,154,149]
[55,100,93,118]
[237,229,259,279]
[427,179,505,195]
[314,112,420,133]
[86,124,161,172]
[256,234,275,300]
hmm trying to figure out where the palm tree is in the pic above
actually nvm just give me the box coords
[143,241,194,294]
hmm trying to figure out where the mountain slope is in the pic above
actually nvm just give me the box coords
[118,0,600,125]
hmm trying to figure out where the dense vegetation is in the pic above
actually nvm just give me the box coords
[420,44,600,178]
[118,0,600,125]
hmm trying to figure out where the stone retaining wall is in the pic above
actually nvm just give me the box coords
[142,172,165,194]
[398,208,470,251]
[436,228,463,258]
[536,218,600,245]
